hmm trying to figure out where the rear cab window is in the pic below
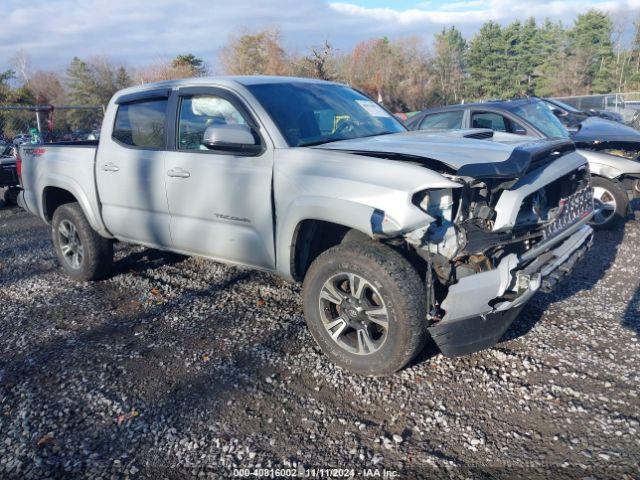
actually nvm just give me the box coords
[112,99,168,149]
[419,110,464,130]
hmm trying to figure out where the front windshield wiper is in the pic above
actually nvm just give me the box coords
[299,131,398,147]
[297,138,345,147]
[357,131,398,138]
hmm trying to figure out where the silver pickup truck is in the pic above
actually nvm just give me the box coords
[18,76,594,375]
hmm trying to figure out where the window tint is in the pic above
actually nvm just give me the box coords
[471,112,507,131]
[178,95,247,150]
[419,110,464,130]
[112,99,167,149]
[510,119,527,134]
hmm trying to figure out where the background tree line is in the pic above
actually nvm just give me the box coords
[1,9,640,134]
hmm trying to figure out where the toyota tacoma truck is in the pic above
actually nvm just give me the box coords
[17,77,594,375]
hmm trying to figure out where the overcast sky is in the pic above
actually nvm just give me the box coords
[1,0,639,73]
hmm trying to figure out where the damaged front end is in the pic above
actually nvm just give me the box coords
[400,140,594,356]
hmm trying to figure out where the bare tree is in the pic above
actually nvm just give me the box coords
[298,41,336,80]
[338,37,433,111]
[135,55,205,84]
[28,71,65,104]
[9,50,32,85]
[221,28,290,76]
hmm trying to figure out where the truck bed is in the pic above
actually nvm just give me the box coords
[19,142,107,235]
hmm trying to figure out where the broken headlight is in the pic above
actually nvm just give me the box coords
[414,188,454,222]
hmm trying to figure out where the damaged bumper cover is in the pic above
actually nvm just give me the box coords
[428,220,593,357]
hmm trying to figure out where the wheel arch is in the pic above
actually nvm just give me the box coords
[288,219,365,282]
[276,196,379,281]
[38,175,111,238]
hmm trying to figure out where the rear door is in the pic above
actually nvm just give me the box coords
[96,90,172,247]
[163,87,275,269]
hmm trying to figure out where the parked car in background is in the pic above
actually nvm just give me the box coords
[70,130,93,141]
[0,143,20,205]
[406,98,640,229]
[12,134,32,146]
[18,76,593,375]
[544,98,624,127]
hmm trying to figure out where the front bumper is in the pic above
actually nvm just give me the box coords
[428,223,593,357]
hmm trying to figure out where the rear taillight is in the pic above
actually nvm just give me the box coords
[15,149,22,186]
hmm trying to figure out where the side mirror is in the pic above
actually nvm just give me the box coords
[551,108,566,118]
[202,124,262,155]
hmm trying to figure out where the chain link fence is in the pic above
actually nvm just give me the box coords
[0,105,104,147]
[552,92,640,123]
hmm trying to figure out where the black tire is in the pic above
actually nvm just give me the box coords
[590,176,628,230]
[3,187,19,206]
[340,229,372,245]
[51,203,113,281]
[302,241,427,376]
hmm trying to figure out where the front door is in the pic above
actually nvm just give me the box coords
[164,87,275,269]
[96,93,172,247]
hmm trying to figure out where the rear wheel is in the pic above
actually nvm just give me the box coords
[302,241,427,376]
[590,176,628,230]
[52,203,113,281]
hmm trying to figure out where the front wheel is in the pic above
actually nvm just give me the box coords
[52,203,113,281]
[590,176,628,230]
[302,241,427,376]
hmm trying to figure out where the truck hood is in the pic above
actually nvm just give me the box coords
[313,130,575,178]
[572,116,640,143]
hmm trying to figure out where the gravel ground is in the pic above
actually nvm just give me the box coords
[0,197,639,479]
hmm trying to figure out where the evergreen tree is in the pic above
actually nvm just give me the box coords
[465,21,509,99]
[570,10,615,93]
[171,54,207,76]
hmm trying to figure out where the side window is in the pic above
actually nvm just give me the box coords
[178,95,247,150]
[471,112,507,132]
[510,119,527,134]
[112,99,168,149]
[419,111,464,130]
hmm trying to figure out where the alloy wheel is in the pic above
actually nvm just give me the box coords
[591,185,617,226]
[318,272,389,355]
[58,219,84,269]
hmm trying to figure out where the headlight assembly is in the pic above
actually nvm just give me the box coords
[414,188,454,222]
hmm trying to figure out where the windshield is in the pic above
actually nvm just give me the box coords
[246,82,406,147]
[545,98,583,114]
[511,101,570,139]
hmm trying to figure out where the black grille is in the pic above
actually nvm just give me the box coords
[516,167,592,239]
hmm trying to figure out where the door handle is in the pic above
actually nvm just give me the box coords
[167,168,190,178]
[102,162,119,172]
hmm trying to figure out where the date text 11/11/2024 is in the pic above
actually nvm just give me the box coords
[231,467,399,478]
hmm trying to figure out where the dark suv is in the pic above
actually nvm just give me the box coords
[406,98,640,230]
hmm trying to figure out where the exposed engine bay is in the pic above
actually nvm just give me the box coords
[398,143,594,324]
